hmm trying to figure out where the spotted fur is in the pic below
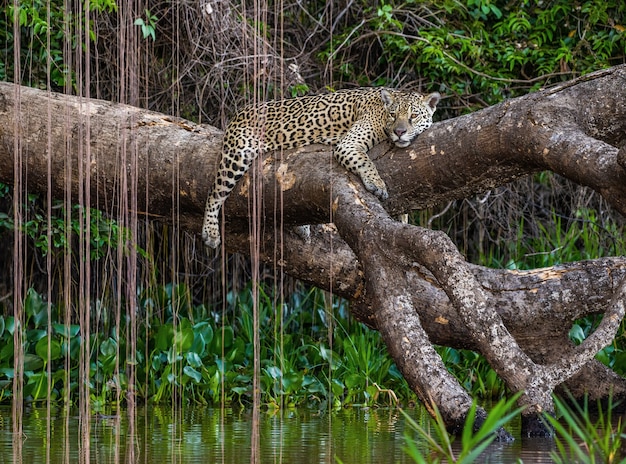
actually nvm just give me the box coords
[202,87,440,248]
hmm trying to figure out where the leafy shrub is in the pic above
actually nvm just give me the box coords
[1,0,117,89]
[320,0,626,110]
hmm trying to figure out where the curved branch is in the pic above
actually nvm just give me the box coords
[545,276,626,386]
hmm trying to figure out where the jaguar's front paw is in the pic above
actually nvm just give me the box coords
[363,178,389,201]
[202,226,221,249]
[294,225,311,243]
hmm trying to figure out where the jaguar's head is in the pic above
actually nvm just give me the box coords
[381,90,440,148]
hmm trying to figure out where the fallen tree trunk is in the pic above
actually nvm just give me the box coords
[1,65,625,437]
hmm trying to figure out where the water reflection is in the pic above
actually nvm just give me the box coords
[0,405,556,463]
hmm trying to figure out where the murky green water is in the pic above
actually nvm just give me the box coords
[0,405,556,463]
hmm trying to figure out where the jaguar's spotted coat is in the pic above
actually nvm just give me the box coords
[202,87,440,248]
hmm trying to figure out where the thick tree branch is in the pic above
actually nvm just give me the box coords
[329,171,624,434]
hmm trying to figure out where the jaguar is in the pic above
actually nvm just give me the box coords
[202,87,440,248]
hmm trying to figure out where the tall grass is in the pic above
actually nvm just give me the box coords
[545,395,626,464]
[402,394,626,463]
[402,395,523,463]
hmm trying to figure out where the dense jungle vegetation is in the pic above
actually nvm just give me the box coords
[0,0,625,412]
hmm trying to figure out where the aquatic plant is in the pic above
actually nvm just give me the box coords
[0,282,413,408]
[402,395,523,463]
[545,395,626,464]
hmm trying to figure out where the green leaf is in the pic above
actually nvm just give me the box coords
[282,371,303,393]
[331,379,344,397]
[26,372,49,400]
[183,366,202,383]
[192,321,213,355]
[100,337,117,357]
[344,373,363,389]
[173,325,194,353]
[569,324,586,344]
[231,386,248,395]
[264,365,282,380]
[53,323,80,338]
[35,336,62,362]
[152,354,164,371]
[186,351,203,368]
[24,288,48,328]
[155,323,174,351]
[23,353,44,371]
[611,351,626,374]
[0,339,14,362]
[490,4,502,19]
[4,317,14,336]
[213,326,234,353]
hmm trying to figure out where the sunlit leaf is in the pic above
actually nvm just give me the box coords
[344,374,363,389]
[183,366,202,383]
[156,323,174,351]
[186,351,203,368]
[264,366,282,380]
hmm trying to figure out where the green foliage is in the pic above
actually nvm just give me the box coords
[569,313,626,380]
[134,9,158,42]
[402,394,523,463]
[0,287,80,402]
[1,0,117,89]
[2,191,623,408]
[545,395,626,464]
[493,207,626,271]
[0,183,141,260]
[288,83,311,97]
[437,347,505,399]
[1,0,625,433]
[0,283,411,408]
[322,0,626,109]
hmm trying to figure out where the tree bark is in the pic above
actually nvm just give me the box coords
[1,65,625,437]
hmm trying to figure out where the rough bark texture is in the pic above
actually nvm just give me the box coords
[1,65,626,437]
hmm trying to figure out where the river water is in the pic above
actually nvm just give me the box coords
[0,405,557,463]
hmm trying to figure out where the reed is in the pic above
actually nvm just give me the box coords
[402,395,523,463]
[545,395,626,464]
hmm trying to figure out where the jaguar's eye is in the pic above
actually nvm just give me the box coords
[410,113,418,120]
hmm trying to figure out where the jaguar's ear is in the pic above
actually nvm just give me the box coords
[380,89,394,107]
[426,92,441,110]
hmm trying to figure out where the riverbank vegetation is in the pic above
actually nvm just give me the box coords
[0,178,624,408]
[1,0,625,457]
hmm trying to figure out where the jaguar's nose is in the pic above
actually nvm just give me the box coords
[395,128,406,137]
